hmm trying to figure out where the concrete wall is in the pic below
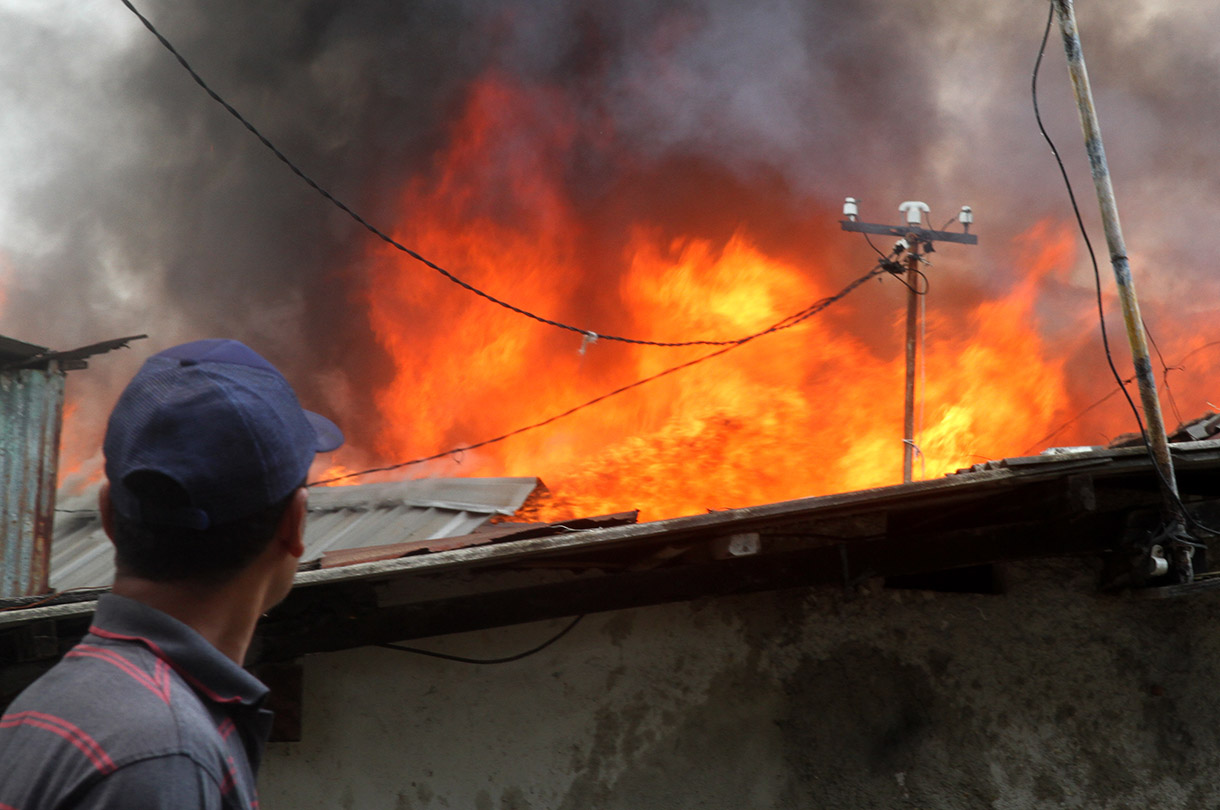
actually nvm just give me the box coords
[259,559,1220,809]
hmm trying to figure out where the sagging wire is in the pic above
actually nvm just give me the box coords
[862,232,890,261]
[1143,319,1185,427]
[1032,4,1136,432]
[309,261,889,486]
[119,0,828,352]
[869,230,930,296]
[1020,382,1129,456]
[378,615,584,665]
[1033,4,1214,553]
[888,265,929,296]
[1021,338,1220,456]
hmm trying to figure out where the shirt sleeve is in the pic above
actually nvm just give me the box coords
[71,754,223,810]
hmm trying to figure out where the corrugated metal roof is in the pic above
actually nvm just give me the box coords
[1,332,146,597]
[0,334,145,372]
[1,364,64,597]
[0,336,48,365]
[317,510,640,569]
[48,477,543,591]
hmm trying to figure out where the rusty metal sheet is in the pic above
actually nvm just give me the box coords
[319,531,505,569]
[318,510,640,569]
[1,364,65,598]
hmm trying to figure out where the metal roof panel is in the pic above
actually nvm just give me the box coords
[47,477,541,591]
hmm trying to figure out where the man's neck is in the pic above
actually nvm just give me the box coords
[110,573,272,665]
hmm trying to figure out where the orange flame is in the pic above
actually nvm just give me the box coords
[349,76,1219,521]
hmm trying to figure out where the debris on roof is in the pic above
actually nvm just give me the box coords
[317,511,639,569]
[1108,411,1220,449]
[0,334,146,372]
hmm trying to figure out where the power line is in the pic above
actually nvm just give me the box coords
[118,0,821,351]
[1020,382,1128,456]
[309,262,888,487]
[1143,320,1184,427]
[1033,4,1137,433]
[378,615,583,665]
[1020,339,1220,457]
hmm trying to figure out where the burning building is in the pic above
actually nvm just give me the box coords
[5,3,1220,805]
[1,2,1219,519]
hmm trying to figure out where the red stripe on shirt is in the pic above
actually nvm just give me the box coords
[67,645,171,705]
[0,711,116,774]
[88,626,244,704]
[219,756,238,795]
[155,658,174,702]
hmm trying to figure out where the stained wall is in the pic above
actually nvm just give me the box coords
[261,559,1220,809]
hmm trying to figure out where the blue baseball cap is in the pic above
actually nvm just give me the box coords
[103,339,343,530]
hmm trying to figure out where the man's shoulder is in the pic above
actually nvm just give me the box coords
[1,638,230,782]
[1,598,267,810]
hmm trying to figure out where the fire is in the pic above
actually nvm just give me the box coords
[344,75,1219,521]
[55,401,103,497]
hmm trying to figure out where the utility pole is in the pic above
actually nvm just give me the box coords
[840,199,978,483]
[1052,0,1191,582]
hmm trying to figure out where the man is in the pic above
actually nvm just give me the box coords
[0,339,342,809]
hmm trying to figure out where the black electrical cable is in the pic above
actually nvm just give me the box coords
[1021,336,1220,457]
[1032,4,1140,436]
[1034,4,1214,551]
[378,615,584,665]
[862,232,890,260]
[118,0,831,351]
[309,261,889,486]
[890,266,930,296]
[1019,383,1128,456]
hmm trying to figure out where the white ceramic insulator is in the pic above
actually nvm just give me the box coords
[898,201,930,226]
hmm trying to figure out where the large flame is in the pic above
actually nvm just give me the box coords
[352,74,1199,523]
[50,72,1216,523]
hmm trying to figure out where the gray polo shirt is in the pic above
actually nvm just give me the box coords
[0,594,273,810]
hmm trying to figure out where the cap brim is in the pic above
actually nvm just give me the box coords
[305,410,344,452]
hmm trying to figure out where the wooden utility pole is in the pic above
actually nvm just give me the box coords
[841,199,977,483]
[1052,0,1190,581]
[902,240,922,483]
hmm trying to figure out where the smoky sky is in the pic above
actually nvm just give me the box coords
[2,0,1219,457]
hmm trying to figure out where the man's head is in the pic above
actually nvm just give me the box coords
[101,339,342,585]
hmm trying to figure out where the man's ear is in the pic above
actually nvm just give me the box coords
[275,487,308,560]
[99,482,116,542]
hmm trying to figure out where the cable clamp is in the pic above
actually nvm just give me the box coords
[903,439,928,479]
[579,331,599,355]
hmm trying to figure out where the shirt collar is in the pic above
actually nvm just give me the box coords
[88,593,269,708]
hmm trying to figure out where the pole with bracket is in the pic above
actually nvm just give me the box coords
[902,240,921,484]
[840,200,977,483]
[1052,0,1191,581]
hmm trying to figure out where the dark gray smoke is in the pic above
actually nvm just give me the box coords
[2,0,1218,464]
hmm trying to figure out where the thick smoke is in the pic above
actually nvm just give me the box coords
[2,0,1219,472]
